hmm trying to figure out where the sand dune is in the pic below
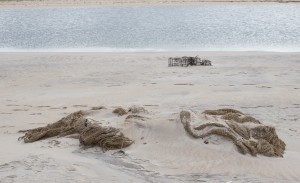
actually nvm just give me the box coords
[0,52,300,182]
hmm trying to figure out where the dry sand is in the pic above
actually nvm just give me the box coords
[0,52,300,182]
[0,0,300,9]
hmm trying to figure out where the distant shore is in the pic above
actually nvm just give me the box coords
[0,0,300,9]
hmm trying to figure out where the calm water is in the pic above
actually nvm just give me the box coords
[0,4,300,52]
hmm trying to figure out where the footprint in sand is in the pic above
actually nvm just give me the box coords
[36,106,51,108]
[6,104,20,107]
[241,105,273,109]
[219,104,235,107]
[67,167,77,172]
[289,128,298,132]
[73,105,88,107]
[0,174,17,182]
[39,84,51,87]
[0,162,17,171]
[30,113,42,115]
[256,86,272,88]
[12,109,29,111]
[49,107,67,110]
[0,126,15,128]
[174,83,194,86]
[48,140,61,147]
[291,104,300,108]
[29,123,46,125]
[257,105,273,108]
[50,107,60,110]
[242,83,257,86]
[6,175,17,179]
[107,84,121,87]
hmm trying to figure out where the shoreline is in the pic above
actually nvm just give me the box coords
[1,51,300,55]
[0,0,300,9]
[1,49,300,53]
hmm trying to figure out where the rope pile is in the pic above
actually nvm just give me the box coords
[180,109,285,157]
[19,110,133,151]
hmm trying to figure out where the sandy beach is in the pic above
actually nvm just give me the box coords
[0,51,299,182]
[0,0,300,9]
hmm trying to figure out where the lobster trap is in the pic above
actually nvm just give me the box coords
[168,56,212,67]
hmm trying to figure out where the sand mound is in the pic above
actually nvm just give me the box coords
[180,109,285,157]
[19,110,133,151]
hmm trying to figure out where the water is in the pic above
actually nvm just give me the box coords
[0,4,300,52]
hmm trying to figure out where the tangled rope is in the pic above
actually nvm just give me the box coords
[19,110,133,151]
[180,109,286,157]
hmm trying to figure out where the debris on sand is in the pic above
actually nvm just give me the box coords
[91,106,106,110]
[19,110,87,142]
[203,108,243,115]
[203,108,260,123]
[112,107,127,116]
[128,105,147,114]
[19,106,285,157]
[19,110,133,151]
[168,56,212,67]
[180,109,286,157]
[125,114,147,121]
[222,113,261,124]
[79,124,133,151]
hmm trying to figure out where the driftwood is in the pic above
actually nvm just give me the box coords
[19,110,133,151]
[180,109,286,157]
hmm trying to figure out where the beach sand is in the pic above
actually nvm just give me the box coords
[0,52,300,182]
[1,0,300,9]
